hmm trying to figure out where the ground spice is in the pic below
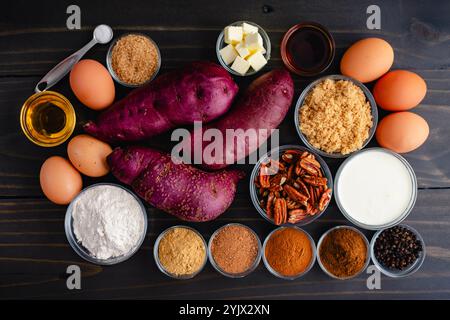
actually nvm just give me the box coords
[211,224,259,275]
[265,227,313,277]
[111,34,159,85]
[300,79,373,155]
[158,227,206,276]
[319,227,367,278]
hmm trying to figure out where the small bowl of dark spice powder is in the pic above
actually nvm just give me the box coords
[263,226,316,280]
[107,33,161,87]
[208,223,262,278]
[371,224,425,278]
[317,225,370,280]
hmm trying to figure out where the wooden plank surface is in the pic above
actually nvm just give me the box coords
[1,0,449,299]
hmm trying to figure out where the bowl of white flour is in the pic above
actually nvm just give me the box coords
[65,183,148,265]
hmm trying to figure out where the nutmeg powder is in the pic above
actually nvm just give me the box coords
[211,224,259,274]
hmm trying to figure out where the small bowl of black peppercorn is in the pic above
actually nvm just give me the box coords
[370,224,425,278]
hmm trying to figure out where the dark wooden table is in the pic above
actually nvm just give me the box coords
[1,0,449,300]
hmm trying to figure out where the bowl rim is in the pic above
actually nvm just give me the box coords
[316,225,371,280]
[249,144,333,227]
[261,226,317,280]
[370,224,426,278]
[216,20,271,77]
[207,223,262,278]
[280,21,335,77]
[106,32,161,88]
[334,147,418,230]
[64,183,148,266]
[153,225,208,280]
[294,74,379,159]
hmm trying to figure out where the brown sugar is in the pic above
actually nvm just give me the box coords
[111,34,159,85]
[300,79,373,155]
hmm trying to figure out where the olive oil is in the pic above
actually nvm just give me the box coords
[20,91,75,147]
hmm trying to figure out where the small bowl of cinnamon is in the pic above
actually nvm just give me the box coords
[107,33,161,87]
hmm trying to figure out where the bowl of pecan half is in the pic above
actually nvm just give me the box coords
[250,145,333,226]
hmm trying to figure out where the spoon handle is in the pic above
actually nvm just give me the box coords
[35,38,98,93]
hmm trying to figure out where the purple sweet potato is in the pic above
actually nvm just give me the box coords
[84,61,238,143]
[108,146,244,222]
[184,69,294,170]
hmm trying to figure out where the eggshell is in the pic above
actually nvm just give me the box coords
[374,70,427,111]
[40,156,82,205]
[340,38,394,83]
[376,112,429,153]
[67,134,112,177]
[70,59,115,110]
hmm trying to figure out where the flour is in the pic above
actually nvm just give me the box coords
[72,185,145,260]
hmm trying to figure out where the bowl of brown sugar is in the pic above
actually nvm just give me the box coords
[107,33,161,87]
[208,223,262,278]
[295,75,378,158]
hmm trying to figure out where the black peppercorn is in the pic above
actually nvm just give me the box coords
[374,226,423,271]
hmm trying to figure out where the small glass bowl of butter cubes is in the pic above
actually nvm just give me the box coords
[216,21,271,76]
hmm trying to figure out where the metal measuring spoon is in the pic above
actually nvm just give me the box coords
[35,24,113,93]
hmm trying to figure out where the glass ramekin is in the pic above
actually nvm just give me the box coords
[106,33,161,87]
[250,144,333,227]
[208,223,262,278]
[294,74,378,158]
[262,226,316,280]
[317,225,371,280]
[216,21,271,76]
[153,225,208,280]
[64,183,148,266]
[334,147,418,230]
[370,224,426,278]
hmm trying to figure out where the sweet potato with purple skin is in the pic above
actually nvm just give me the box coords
[108,146,244,222]
[84,61,238,143]
[184,69,294,170]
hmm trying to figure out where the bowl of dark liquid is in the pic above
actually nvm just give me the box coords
[281,22,335,77]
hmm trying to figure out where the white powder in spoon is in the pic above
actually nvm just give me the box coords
[72,185,145,260]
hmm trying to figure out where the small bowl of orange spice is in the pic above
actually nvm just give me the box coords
[262,226,316,280]
[107,33,161,87]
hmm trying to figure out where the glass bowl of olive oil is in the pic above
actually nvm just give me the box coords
[20,91,76,147]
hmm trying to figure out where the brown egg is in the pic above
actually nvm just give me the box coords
[67,134,112,177]
[40,156,82,205]
[69,59,115,110]
[340,38,394,83]
[376,112,429,153]
[374,70,427,111]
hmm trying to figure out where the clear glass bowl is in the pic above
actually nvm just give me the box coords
[106,33,161,87]
[207,223,262,278]
[262,226,316,280]
[317,225,370,280]
[64,183,148,266]
[370,224,426,278]
[294,74,378,158]
[334,147,418,230]
[250,144,333,227]
[216,21,271,76]
[153,225,208,280]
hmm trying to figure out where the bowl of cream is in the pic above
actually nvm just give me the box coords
[334,148,417,230]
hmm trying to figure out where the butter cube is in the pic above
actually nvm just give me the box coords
[247,51,267,71]
[219,44,238,65]
[235,42,251,59]
[224,26,243,44]
[231,56,250,75]
[245,32,264,52]
[242,22,258,35]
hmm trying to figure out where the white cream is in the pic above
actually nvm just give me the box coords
[336,149,414,226]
